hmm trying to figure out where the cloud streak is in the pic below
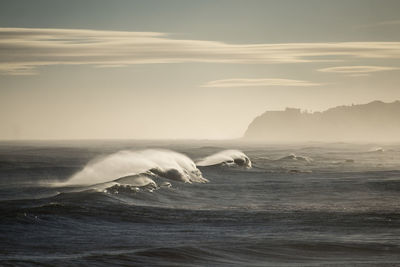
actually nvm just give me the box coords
[318,65,399,74]
[202,78,321,88]
[1,27,400,74]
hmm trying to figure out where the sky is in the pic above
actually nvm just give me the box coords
[0,0,400,140]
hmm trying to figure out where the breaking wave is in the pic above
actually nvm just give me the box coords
[196,150,252,168]
[65,149,208,186]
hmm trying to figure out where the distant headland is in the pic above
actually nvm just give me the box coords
[243,100,400,142]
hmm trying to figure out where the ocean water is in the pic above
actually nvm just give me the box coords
[1,140,400,266]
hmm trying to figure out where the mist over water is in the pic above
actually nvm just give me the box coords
[1,140,400,266]
[244,101,400,142]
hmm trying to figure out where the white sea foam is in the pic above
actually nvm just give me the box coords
[86,175,157,193]
[65,149,208,186]
[196,150,252,168]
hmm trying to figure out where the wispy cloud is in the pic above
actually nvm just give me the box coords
[318,65,399,74]
[1,27,400,75]
[202,78,321,88]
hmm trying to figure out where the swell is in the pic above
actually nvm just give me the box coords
[2,242,400,266]
[2,187,400,226]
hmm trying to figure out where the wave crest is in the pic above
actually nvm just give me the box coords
[196,150,252,168]
[66,149,208,186]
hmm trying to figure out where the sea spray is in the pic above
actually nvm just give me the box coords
[66,149,208,185]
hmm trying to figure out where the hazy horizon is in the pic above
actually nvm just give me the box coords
[1,99,400,142]
[1,0,400,140]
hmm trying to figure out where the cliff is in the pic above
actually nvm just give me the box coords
[243,100,400,142]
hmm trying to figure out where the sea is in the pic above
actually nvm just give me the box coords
[1,140,400,266]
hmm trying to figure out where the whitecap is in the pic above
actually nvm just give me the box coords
[196,150,252,168]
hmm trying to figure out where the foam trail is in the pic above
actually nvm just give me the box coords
[65,149,208,186]
[196,150,252,168]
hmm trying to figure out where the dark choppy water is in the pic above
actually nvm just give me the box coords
[1,141,400,266]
